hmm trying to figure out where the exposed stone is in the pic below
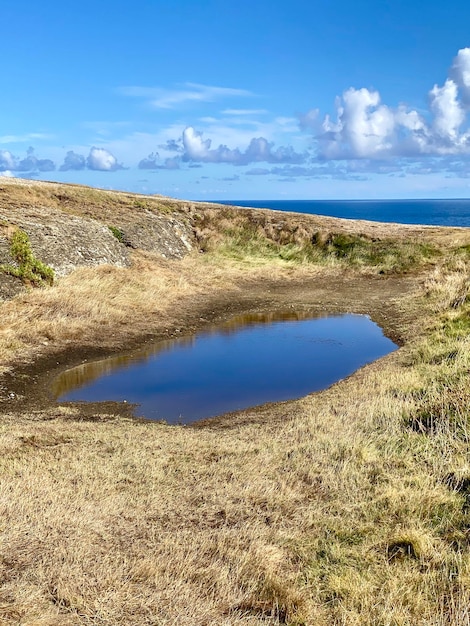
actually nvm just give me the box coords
[0,210,130,277]
[113,211,193,259]
[0,182,197,299]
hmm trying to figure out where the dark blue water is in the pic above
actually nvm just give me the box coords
[53,312,397,424]
[215,199,470,227]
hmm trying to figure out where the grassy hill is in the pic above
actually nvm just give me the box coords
[1,178,470,625]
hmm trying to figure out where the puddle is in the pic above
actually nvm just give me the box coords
[52,311,397,424]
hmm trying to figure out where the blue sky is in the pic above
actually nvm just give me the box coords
[2,0,470,200]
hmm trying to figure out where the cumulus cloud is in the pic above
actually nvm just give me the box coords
[451,47,470,106]
[87,147,123,171]
[429,79,465,142]
[182,127,307,165]
[0,150,15,170]
[0,170,14,177]
[138,152,160,169]
[2,146,125,176]
[313,47,470,160]
[244,137,306,164]
[60,151,86,171]
[0,147,55,173]
[138,153,180,170]
[16,155,55,172]
[158,139,183,152]
[319,88,401,159]
[58,148,123,172]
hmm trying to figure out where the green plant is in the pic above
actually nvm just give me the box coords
[108,225,125,243]
[211,222,439,273]
[310,231,438,273]
[133,199,148,209]
[0,228,54,286]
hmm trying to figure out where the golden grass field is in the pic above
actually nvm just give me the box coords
[1,180,470,625]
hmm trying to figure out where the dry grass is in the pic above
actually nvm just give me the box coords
[1,272,469,624]
[0,177,189,222]
[1,181,470,624]
[2,281,470,624]
[0,248,328,372]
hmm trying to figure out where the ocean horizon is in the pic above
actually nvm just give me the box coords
[214,199,470,228]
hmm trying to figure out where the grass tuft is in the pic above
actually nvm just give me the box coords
[108,225,125,243]
[0,228,54,286]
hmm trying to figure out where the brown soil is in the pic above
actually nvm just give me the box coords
[3,270,414,423]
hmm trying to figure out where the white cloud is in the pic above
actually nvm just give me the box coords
[93,125,187,165]
[60,150,86,171]
[0,148,55,173]
[320,88,397,158]
[183,127,220,162]
[182,126,306,165]
[16,150,55,172]
[429,79,464,142]
[87,147,122,171]
[120,83,254,109]
[138,153,180,170]
[315,47,470,160]
[0,149,15,170]
[0,170,14,177]
[451,47,470,106]
[183,115,304,157]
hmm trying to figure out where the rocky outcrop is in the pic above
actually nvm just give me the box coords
[0,209,130,277]
[110,211,193,259]
[0,179,197,300]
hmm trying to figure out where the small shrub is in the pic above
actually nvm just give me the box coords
[0,228,54,286]
[108,225,125,243]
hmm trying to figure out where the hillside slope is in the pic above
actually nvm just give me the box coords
[1,179,470,625]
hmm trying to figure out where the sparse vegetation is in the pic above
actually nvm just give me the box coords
[1,179,470,624]
[195,210,442,274]
[0,228,54,286]
[310,230,439,272]
[108,224,125,243]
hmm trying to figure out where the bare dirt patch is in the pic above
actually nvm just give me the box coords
[2,266,414,421]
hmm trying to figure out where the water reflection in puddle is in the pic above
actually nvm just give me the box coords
[52,311,397,424]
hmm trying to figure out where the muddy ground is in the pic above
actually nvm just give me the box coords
[2,271,415,425]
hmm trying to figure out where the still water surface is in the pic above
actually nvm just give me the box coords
[52,312,397,424]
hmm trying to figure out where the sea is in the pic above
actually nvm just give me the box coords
[214,199,470,228]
